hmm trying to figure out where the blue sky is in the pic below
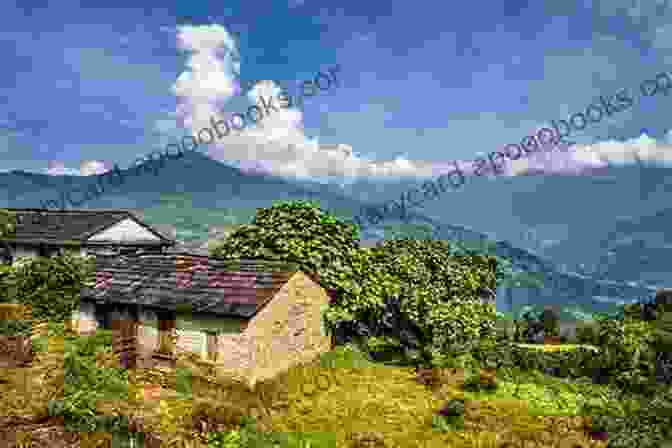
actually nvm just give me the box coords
[2,0,672,182]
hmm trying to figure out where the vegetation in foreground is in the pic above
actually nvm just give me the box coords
[0,203,671,447]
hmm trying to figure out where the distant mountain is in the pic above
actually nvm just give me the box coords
[0,151,659,316]
[394,214,656,316]
[337,161,672,289]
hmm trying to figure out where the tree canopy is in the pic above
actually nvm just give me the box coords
[0,209,17,239]
[210,200,501,365]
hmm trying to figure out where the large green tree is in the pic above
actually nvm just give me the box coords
[344,238,500,362]
[211,201,501,365]
[210,200,360,287]
[0,209,17,276]
[0,209,17,239]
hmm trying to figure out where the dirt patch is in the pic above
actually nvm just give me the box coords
[0,416,79,448]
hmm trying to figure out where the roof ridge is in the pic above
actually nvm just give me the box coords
[3,208,134,214]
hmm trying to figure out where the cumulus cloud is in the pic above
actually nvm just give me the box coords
[169,23,441,183]
[45,161,81,176]
[161,23,672,185]
[45,159,111,176]
[504,132,672,177]
[79,160,110,176]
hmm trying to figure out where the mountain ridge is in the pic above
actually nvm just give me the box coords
[0,152,659,315]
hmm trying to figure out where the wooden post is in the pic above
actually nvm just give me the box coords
[151,311,177,369]
[112,317,139,369]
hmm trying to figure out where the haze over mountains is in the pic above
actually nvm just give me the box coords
[0,151,664,318]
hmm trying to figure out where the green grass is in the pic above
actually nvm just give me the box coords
[2,322,661,447]
[513,343,600,352]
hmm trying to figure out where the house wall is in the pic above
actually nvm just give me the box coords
[136,307,159,355]
[75,272,331,387]
[173,314,251,378]
[86,218,161,243]
[134,310,248,362]
[175,318,208,359]
[77,300,98,335]
[244,271,331,385]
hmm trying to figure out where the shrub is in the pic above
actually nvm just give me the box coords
[433,399,466,432]
[462,368,498,392]
[541,307,560,337]
[0,253,94,323]
[575,320,600,345]
[516,309,545,343]
[438,399,465,418]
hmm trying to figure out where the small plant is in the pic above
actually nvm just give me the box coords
[349,431,387,448]
[206,430,242,448]
[415,367,442,390]
[462,368,498,392]
[478,368,498,391]
[433,399,466,432]
[438,399,465,418]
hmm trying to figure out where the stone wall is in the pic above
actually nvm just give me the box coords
[72,273,332,387]
[214,333,255,383]
[245,271,331,385]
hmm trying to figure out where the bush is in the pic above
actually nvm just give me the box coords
[516,309,545,343]
[0,318,33,337]
[541,307,560,337]
[0,253,94,323]
[433,400,466,432]
[58,330,129,431]
[575,320,600,345]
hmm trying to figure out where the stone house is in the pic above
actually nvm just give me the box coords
[77,253,332,387]
[0,208,175,265]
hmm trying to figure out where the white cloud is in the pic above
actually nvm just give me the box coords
[45,161,81,176]
[168,23,445,183]
[44,159,111,176]
[79,160,110,176]
[505,132,672,176]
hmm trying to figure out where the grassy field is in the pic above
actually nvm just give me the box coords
[0,324,630,448]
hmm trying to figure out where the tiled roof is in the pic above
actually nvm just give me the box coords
[0,208,175,246]
[80,253,302,319]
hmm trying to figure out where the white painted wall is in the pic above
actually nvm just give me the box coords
[87,218,161,243]
[77,301,97,334]
[176,320,208,359]
[138,307,159,351]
